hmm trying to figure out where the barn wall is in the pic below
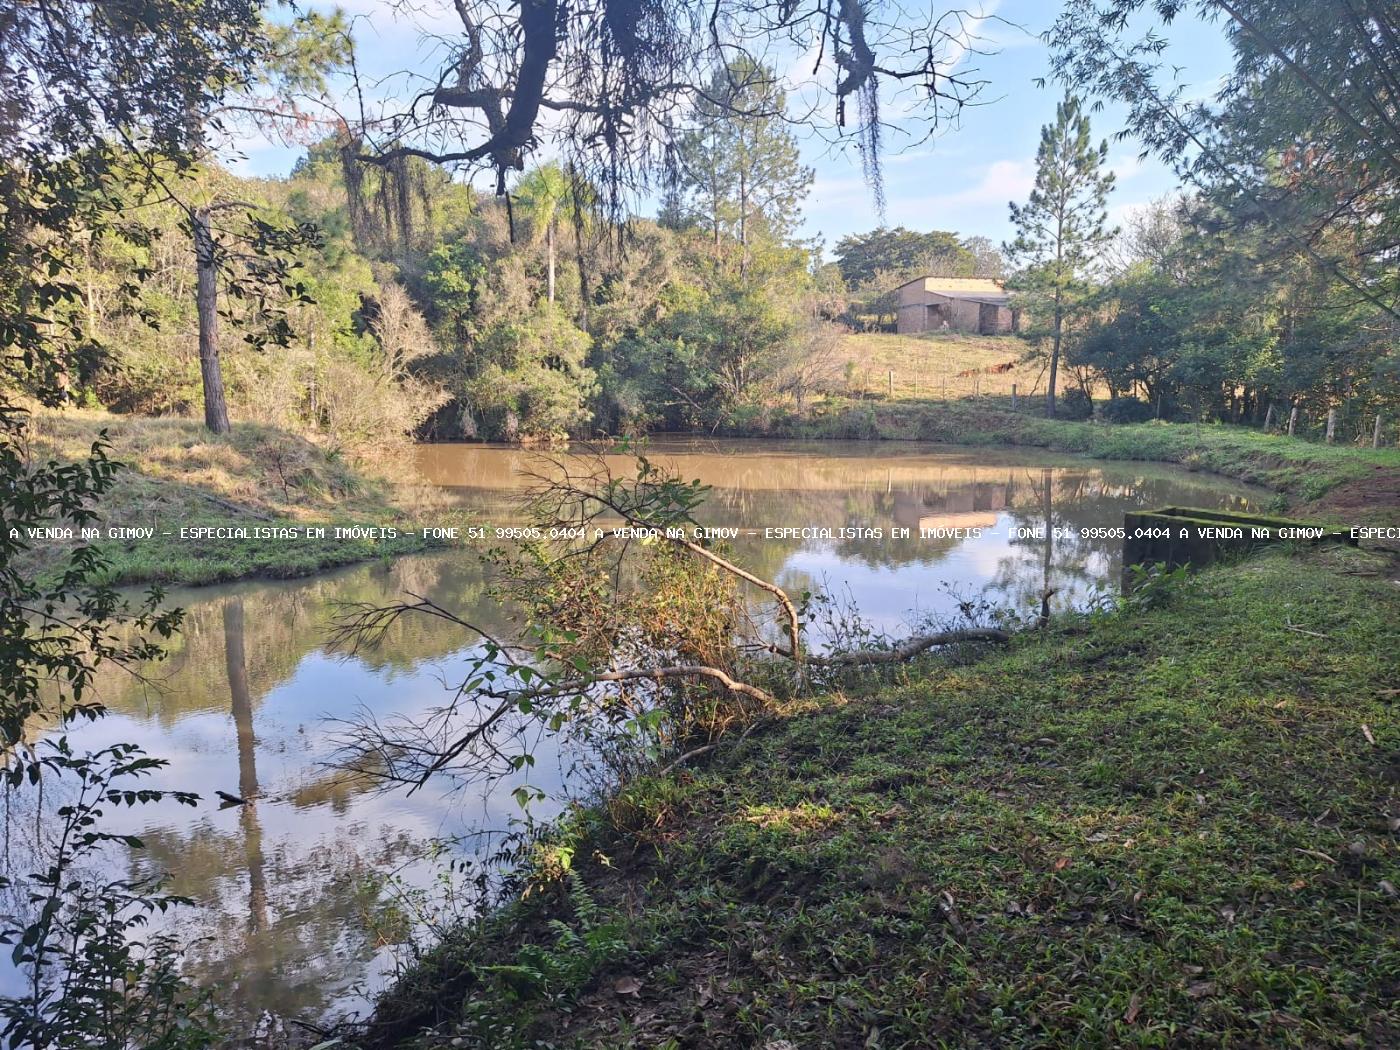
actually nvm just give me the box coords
[896,303,926,333]
[894,280,1017,335]
[978,302,1016,335]
[948,298,983,332]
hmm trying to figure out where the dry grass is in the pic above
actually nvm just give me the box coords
[833,331,1111,404]
[18,407,456,584]
[833,331,1044,401]
[25,408,384,522]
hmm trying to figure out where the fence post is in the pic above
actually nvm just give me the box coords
[1326,407,1337,443]
[888,369,894,399]
[1288,405,1298,437]
[1011,383,1018,411]
[1375,413,1384,449]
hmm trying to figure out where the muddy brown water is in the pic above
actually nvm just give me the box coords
[3,439,1265,1028]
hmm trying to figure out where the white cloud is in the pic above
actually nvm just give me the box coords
[1109,153,1146,182]
[918,157,1036,210]
[937,1,1005,73]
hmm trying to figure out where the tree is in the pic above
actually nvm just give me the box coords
[962,235,1007,278]
[0,1,280,1042]
[833,226,973,287]
[1005,95,1116,418]
[516,163,571,302]
[673,59,813,274]
[346,2,996,220]
[1044,0,1400,322]
[1044,5,1400,430]
[148,10,351,435]
[467,304,596,441]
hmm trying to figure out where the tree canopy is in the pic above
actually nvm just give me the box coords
[341,1,996,216]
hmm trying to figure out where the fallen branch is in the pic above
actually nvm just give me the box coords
[1284,621,1329,638]
[772,627,1010,667]
[590,665,775,706]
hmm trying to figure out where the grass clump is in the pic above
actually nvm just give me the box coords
[367,545,1400,1049]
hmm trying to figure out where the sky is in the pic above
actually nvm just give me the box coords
[229,0,1237,254]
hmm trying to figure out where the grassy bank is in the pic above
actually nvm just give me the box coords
[762,398,1400,522]
[25,408,452,586]
[367,545,1400,1049]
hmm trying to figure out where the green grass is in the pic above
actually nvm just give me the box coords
[367,545,1400,1049]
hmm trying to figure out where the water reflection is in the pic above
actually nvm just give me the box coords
[6,440,1263,1026]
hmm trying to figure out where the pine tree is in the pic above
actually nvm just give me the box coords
[1005,94,1116,418]
[674,59,813,275]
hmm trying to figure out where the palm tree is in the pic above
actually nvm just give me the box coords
[516,163,571,303]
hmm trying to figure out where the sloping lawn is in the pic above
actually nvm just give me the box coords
[369,544,1400,1049]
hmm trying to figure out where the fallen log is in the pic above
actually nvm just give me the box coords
[813,627,1011,666]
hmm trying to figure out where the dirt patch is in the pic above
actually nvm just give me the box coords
[1305,464,1400,523]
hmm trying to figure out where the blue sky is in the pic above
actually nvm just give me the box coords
[231,0,1236,253]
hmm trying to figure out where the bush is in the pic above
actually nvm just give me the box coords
[1059,388,1093,420]
[467,305,596,442]
[1095,395,1155,423]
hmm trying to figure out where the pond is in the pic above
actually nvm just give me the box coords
[4,439,1266,1029]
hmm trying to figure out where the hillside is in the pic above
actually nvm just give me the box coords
[833,331,1042,401]
[22,408,446,584]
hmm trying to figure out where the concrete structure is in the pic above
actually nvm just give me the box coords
[1122,507,1356,585]
[895,277,1018,335]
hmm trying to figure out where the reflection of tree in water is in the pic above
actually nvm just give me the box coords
[982,466,1258,614]
[133,595,423,1027]
[224,598,268,935]
[85,556,503,727]
[987,469,1117,615]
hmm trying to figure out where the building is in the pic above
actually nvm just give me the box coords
[894,277,1018,335]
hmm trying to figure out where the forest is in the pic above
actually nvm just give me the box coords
[1,1,1397,1048]
[24,16,1398,455]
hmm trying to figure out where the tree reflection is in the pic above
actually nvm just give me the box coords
[223,597,269,935]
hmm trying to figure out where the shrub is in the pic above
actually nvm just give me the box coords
[1059,388,1093,420]
[1095,395,1155,423]
[467,304,596,442]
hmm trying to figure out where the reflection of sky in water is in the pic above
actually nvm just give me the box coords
[5,442,1265,1025]
[779,514,1132,640]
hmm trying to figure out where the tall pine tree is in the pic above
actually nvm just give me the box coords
[1005,95,1116,418]
[673,58,813,275]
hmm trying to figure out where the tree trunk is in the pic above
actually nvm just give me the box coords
[546,219,556,303]
[194,207,232,435]
[1046,301,1062,419]
[738,168,749,280]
